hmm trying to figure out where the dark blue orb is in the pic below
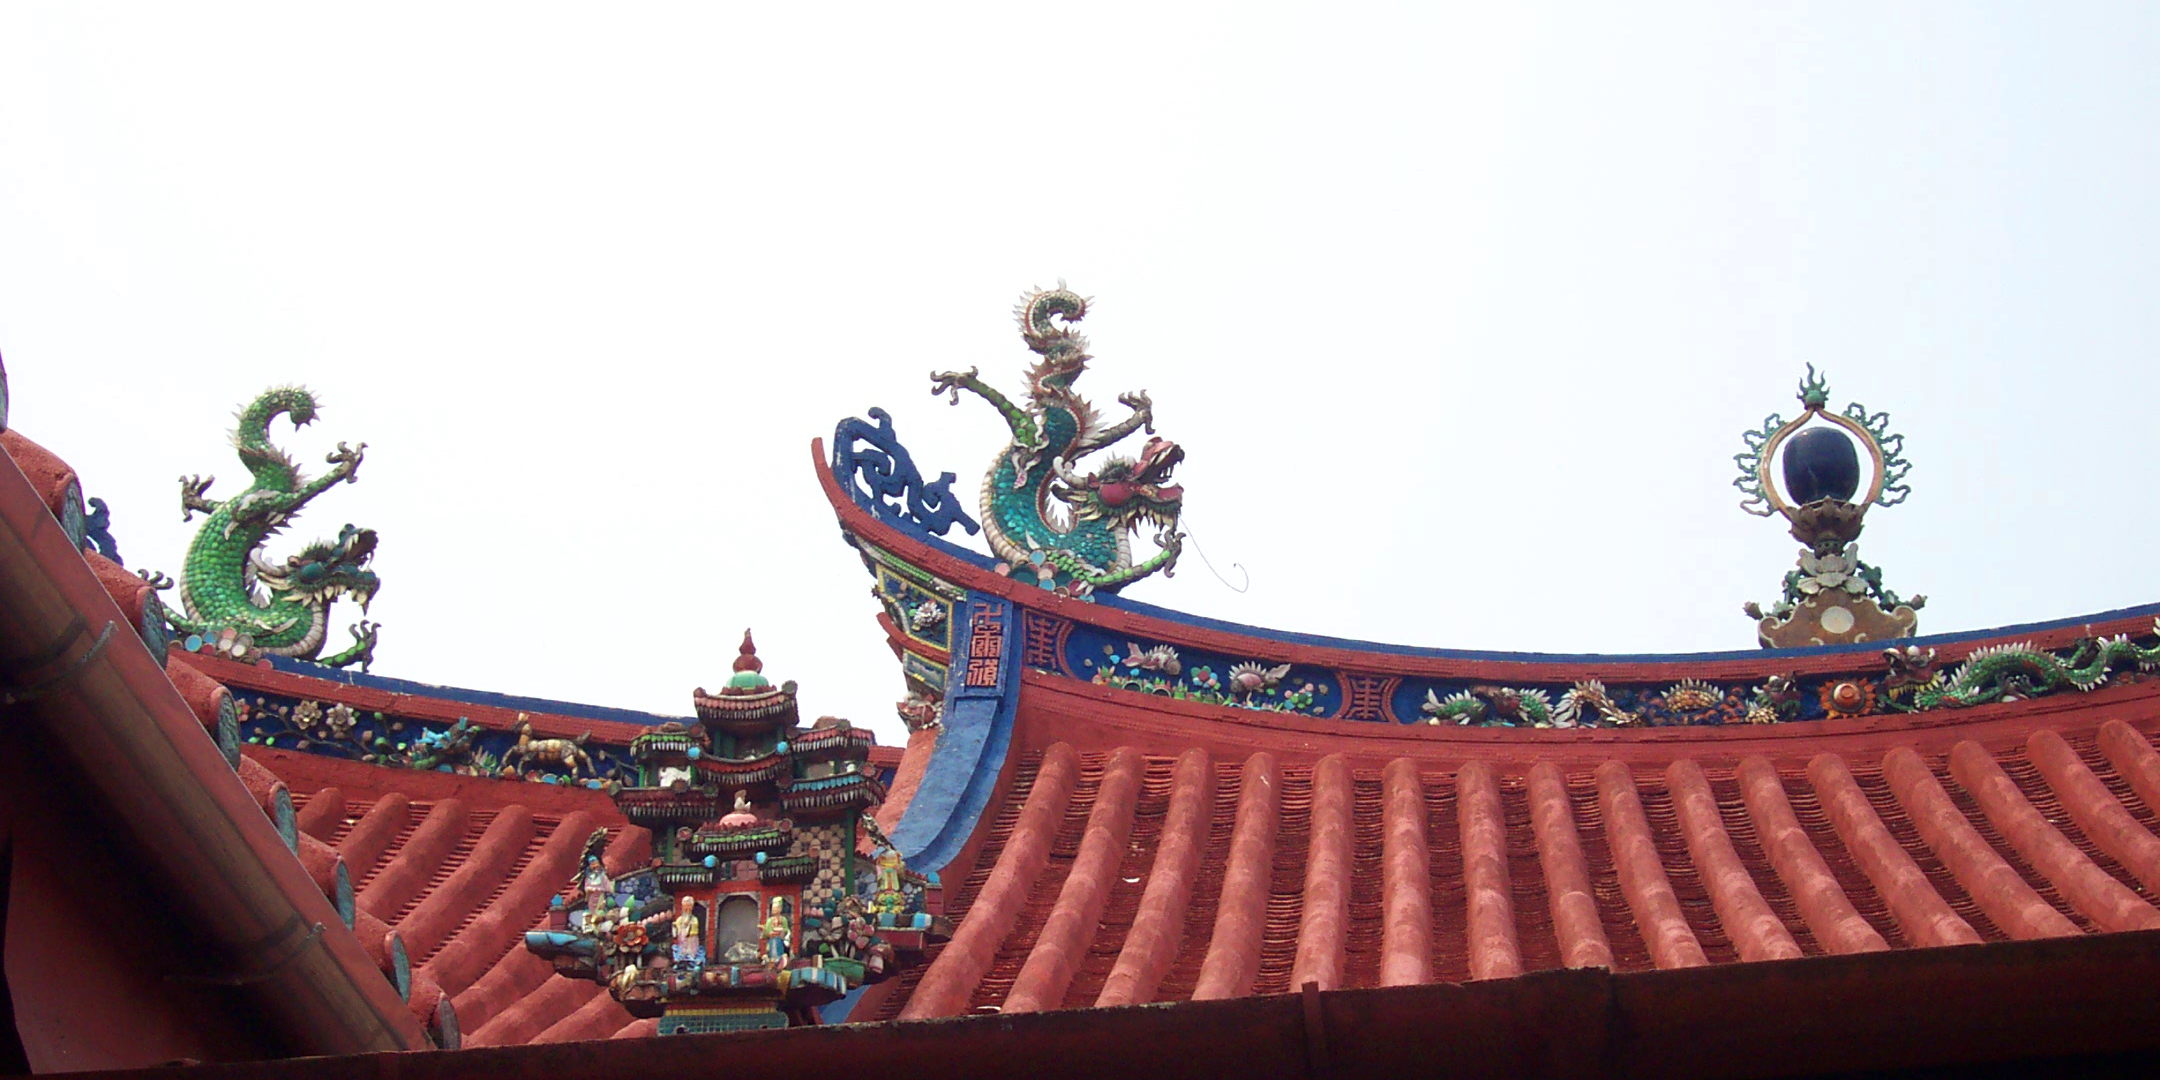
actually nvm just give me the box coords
[1782,426,1861,505]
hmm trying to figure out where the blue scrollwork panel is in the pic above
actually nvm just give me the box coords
[833,409,979,538]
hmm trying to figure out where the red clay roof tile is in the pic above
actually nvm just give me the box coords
[268,753,647,1046]
[868,692,2160,1021]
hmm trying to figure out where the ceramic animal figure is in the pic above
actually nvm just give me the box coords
[164,387,381,667]
[929,285,1185,596]
[507,718,594,776]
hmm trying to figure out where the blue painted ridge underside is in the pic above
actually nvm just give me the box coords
[266,655,694,728]
[823,984,867,1024]
[887,594,1020,876]
[854,496,2160,665]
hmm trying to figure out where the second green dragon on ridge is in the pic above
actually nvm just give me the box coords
[157,386,382,669]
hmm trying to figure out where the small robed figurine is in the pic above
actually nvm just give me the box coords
[671,896,704,967]
[762,896,792,966]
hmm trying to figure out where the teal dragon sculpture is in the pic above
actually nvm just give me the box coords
[165,387,381,668]
[1888,627,2160,711]
[930,286,1184,596]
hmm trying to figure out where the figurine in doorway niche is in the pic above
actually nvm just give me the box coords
[762,896,792,966]
[671,896,704,967]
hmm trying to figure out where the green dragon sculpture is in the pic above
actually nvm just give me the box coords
[164,387,381,669]
[930,286,1184,596]
[1889,627,2160,711]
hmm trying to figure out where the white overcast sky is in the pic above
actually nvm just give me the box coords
[4,4,2158,744]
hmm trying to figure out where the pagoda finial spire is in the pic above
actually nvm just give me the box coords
[735,629,763,674]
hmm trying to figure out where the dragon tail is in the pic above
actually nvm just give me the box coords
[231,386,320,489]
[1016,285,1091,374]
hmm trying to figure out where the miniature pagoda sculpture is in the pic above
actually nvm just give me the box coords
[524,631,945,1033]
[1736,367,1925,648]
[160,386,381,668]
[929,284,1186,598]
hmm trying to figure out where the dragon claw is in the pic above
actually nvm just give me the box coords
[327,441,366,479]
[136,569,175,591]
[327,620,380,671]
[1117,390,1156,433]
[179,474,217,520]
[929,367,979,405]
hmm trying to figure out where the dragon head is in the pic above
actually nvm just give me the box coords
[1064,436,1184,533]
[257,523,381,611]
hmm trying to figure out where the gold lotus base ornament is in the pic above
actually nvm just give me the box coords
[1754,588,1919,649]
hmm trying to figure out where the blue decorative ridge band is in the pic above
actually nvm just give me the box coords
[879,514,2160,668]
[889,593,1019,874]
[265,654,692,729]
[833,409,979,538]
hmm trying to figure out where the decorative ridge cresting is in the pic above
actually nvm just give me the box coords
[929,284,1185,598]
[832,408,979,538]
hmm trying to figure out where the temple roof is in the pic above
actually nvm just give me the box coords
[5,356,2157,1072]
[818,431,2160,1026]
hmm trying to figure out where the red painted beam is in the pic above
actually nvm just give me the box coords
[1098,748,1214,1007]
